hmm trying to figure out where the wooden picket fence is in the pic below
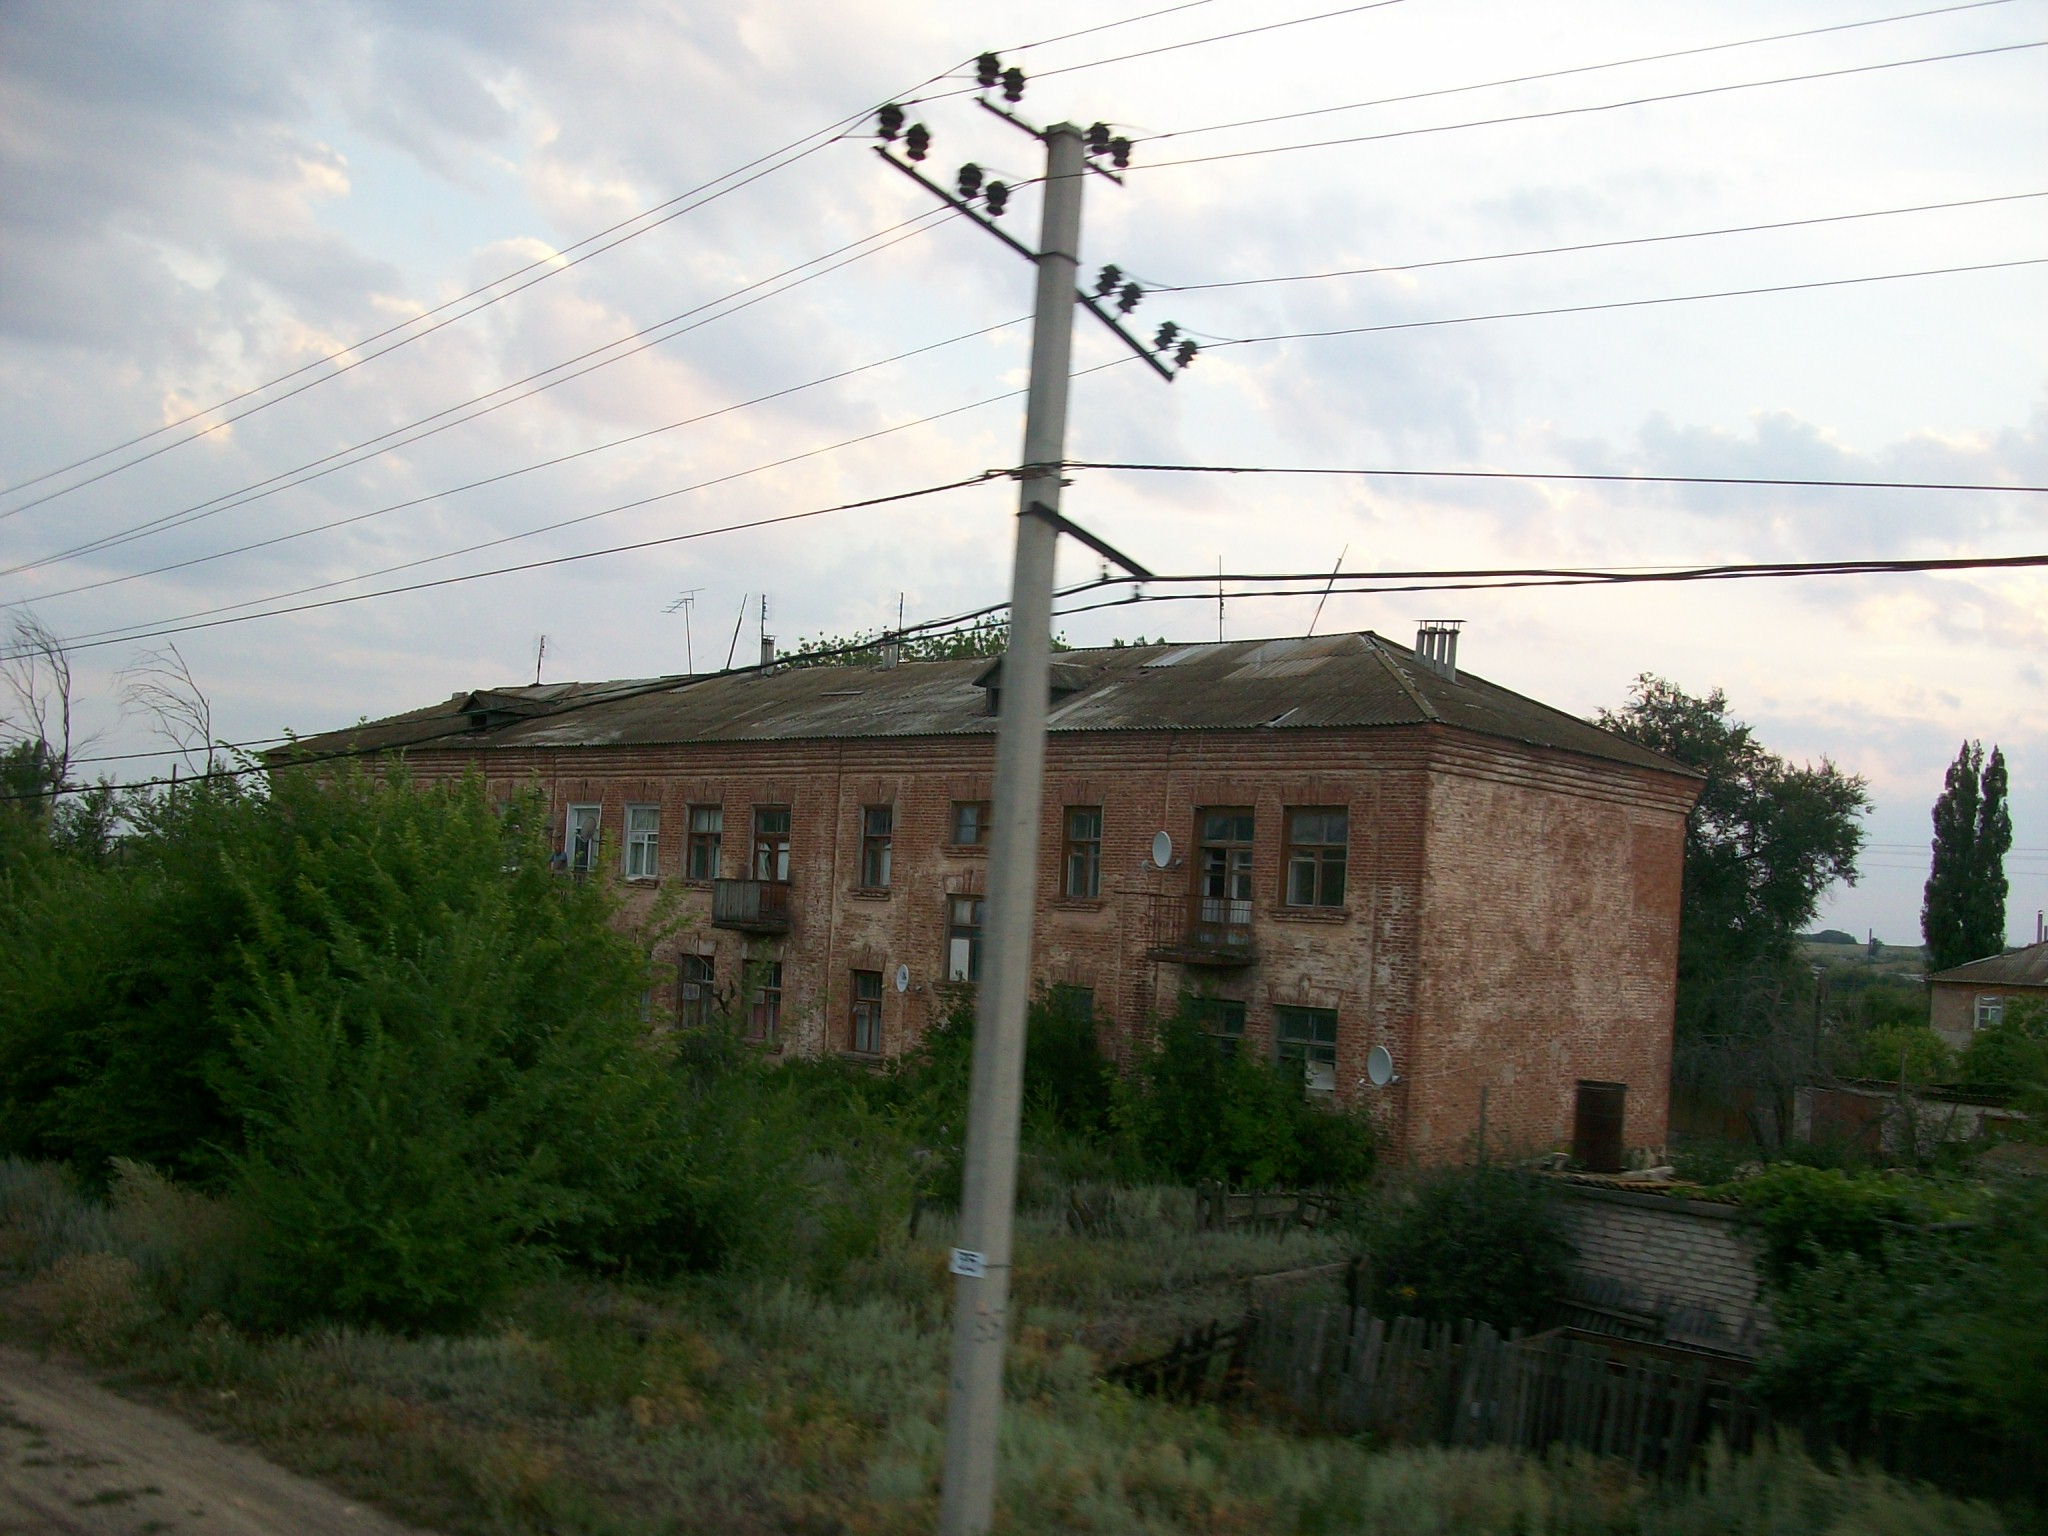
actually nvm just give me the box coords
[1194,1182,1353,1233]
[1112,1302,1763,1476]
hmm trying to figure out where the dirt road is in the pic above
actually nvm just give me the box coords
[0,1346,425,1535]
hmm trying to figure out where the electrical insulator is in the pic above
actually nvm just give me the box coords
[876,104,904,141]
[1095,263,1122,297]
[1110,136,1132,170]
[1087,122,1111,156]
[1001,66,1025,102]
[984,181,1010,217]
[904,123,931,162]
[1116,281,1142,315]
[1153,322,1180,351]
[976,53,1001,90]
[957,163,983,200]
[1175,339,1198,370]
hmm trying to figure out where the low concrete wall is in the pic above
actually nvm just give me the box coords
[1554,1182,1769,1357]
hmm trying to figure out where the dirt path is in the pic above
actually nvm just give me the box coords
[0,1346,427,1536]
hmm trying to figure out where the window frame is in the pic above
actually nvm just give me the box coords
[1975,994,2006,1030]
[860,804,894,890]
[1274,1005,1339,1095]
[747,960,784,1044]
[623,803,661,880]
[851,968,884,1055]
[1283,806,1349,908]
[947,894,986,983]
[949,800,991,847]
[1063,805,1103,899]
[686,804,723,881]
[563,803,601,875]
[752,805,791,883]
[1193,996,1247,1055]
[678,953,714,1029]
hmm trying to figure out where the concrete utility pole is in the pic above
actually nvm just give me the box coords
[937,121,1084,1536]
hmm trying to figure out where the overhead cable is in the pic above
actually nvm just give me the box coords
[1063,460,2048,494]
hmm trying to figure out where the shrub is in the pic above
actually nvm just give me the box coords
[1959,997,2047,1095]
[1729,1165,1925,1284]
[1365,1168,1571,1330]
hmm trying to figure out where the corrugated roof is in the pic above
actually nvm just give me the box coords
[1928,939,2048,988]
[289,630,1695,778]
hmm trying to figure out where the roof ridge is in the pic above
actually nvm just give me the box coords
[1363,633,1439,722]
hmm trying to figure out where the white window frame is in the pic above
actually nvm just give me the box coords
[564,803,601,874]
[624,804,661,880]
[1975,994,2006,1030]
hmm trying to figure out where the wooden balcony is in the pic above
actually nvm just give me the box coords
[1144,892,1257,967]
[711,878,793,933]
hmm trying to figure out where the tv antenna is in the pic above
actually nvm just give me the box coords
[664,588,704,673]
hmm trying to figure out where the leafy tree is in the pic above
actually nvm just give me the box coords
[1922,740,2012,972]
[1597,676,1869,1039]
[1366,1168,1571,1330]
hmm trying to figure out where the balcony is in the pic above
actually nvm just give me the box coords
[1144,892,1257,967]
[711,878,793,933]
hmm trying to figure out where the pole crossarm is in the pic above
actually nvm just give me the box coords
[1023,499,1155,581]
[974,96,1127,185]
[871,147,1178,380]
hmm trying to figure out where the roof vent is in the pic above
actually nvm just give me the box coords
[1414,619,1463,681]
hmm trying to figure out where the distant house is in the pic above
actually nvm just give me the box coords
[287,629,1702,1165]
[1927,939,2048,1051]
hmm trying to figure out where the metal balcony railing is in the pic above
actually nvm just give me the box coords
[1144,892,1257,966]
[711,877,793,932]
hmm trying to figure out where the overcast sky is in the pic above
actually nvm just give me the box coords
[2,0,2043,945]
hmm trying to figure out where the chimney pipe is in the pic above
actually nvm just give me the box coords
[759,634,775,671]
[1413,619,1464,681]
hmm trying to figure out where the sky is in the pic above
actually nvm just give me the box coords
[1,0,2044,946]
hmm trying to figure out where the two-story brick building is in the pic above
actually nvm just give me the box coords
[296,629,1701,1163]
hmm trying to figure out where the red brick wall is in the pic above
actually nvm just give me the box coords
[1412,736,1690,1164]
[397,711,1693,1164]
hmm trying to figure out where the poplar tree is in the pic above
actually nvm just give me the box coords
[1922,740,2012,971]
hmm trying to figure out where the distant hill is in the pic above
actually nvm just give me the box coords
[1802,929,1860,945]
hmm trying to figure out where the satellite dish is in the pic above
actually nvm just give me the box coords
[1366,1044,1395,1087]
[894,963,911,994]
[1150,831,1174,869]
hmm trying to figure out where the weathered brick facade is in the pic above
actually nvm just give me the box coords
[307,633,1698,1165]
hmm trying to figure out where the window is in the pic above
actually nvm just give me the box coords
[624,804,660,879]
[861,805,894,889]
[947,895,985,982]
[1975,995,2007,1030]
[950,800,991,846]
[564,803,600,874]
[1047,983,1094,1023]
[1284,807,1348,907]
[753,806,791,882]
[687,805,723,880]
[1196,807,1255,933]
[1275,1006,1338,1095]
[1063,806,1102,898]
[747,960,783,1044]
[851,969,884,1054]
[1193,997,1247,1055]
[678,953,714,1028]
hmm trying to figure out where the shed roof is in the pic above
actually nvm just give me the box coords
[1928,939,2048,989]
[288,630,1694,779]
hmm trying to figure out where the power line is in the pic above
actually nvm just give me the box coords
[2,209,961,579]
[1007,0,1221,52]
[1032,0,1409,78]
[0,54,985,512]
[1142,191,2048,294]
[1064,459,2048,494]
[22,313,1028,608]
[15,473,1006,661]
[1195,257,2048,348]
[1138,0,2020,145]
[1128,39,2048,174]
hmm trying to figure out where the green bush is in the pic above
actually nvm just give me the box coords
[1116,1006,1375,1189]
[1365,1167,1570,1330]
[1729,1165,1926,1284]
[1959,997,2047,1094]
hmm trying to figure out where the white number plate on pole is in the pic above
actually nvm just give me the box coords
[948,1248,986,1279]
